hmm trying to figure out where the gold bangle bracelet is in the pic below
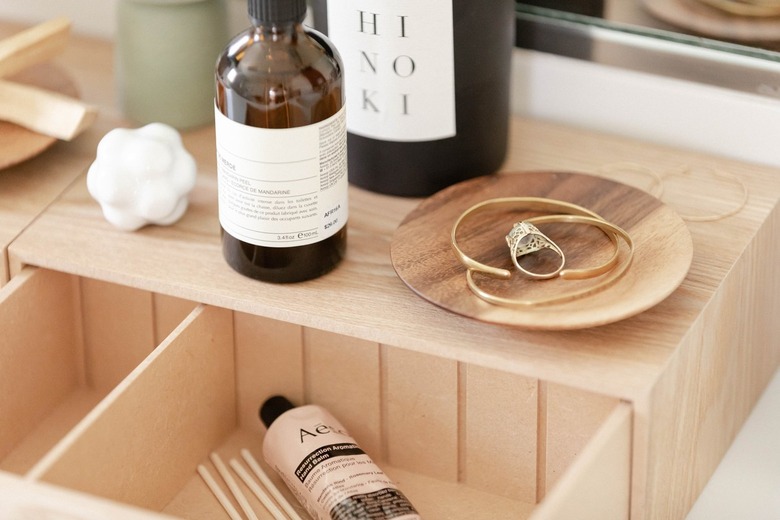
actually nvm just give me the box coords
[595,162,749,222]
[466,215,634,307]
[451,197,620,281]
[661,166,748,222]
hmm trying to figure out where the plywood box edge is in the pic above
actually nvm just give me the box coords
[0,470,178,520]
[529,402,632,520]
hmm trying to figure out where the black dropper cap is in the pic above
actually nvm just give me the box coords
[260,395,296,428]
[248,0,307,23]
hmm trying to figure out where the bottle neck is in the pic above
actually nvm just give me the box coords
[250,18,303,41]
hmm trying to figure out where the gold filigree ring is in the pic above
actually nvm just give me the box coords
[505,221,566,279]
[467,214,634,307]
[451,197,620,280]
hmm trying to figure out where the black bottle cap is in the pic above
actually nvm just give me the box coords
[260,395,296,428]
[248,0,307,23]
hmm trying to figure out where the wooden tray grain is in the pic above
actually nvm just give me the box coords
[391,171,693,330]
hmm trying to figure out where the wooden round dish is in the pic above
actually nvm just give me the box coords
[642,0,780,42]
[0,63,80,171]
[390,171,693,330]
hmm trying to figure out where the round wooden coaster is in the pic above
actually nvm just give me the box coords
[0,64,80,171]
[390,171,693,330]
[642,0,780,43]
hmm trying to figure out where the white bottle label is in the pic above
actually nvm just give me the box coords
[214,105,348,248]
[326,0,456,142]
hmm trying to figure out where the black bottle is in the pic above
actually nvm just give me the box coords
[215,0,348,282]
[310,0,515,197]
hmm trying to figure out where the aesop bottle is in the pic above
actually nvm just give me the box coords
[310,0,515,197]
[215,0,348,282]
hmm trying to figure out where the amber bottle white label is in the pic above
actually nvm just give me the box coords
[326,0,455,142]
[263,404,421,520]
[214,106,349,247]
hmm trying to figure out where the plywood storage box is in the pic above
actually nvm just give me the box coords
[1,19,779,520]
[0,267,631,519]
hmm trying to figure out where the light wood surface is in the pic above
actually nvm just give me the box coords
[9,103,778,404]
[0,17,778,520]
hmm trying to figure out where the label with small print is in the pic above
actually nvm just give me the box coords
[214,105,348,248]
[326,0,455,142]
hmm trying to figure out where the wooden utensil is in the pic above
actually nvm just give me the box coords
[0,63,80,170]
[0,79,96,141]
[0,17,70,78]
[0,18,96,145]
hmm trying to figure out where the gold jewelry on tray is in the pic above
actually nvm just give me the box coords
[595,161,665,198]
[451,197,620,281]
[450,197,634,307]
[466,215,634,307]
[660,166,749,222]
[596,162,748,222]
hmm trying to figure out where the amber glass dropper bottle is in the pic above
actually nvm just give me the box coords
[215,0,348,283]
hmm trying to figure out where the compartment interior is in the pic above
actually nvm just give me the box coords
[0,267,196,475]
[1,278,632,520]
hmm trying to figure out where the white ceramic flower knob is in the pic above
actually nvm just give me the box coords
[87,123,197,231]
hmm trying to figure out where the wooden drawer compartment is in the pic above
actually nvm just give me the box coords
[0,267,196,476]
[0,268,631,519]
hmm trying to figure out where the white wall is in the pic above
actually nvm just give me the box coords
[0,0,118,38]
[511,48,780,169]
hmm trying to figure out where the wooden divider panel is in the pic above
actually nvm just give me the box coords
[152,293,198,345]
[0,472,178,520]
[32,305,236,511]
[0,268,79,469]
[80,277,156,393]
